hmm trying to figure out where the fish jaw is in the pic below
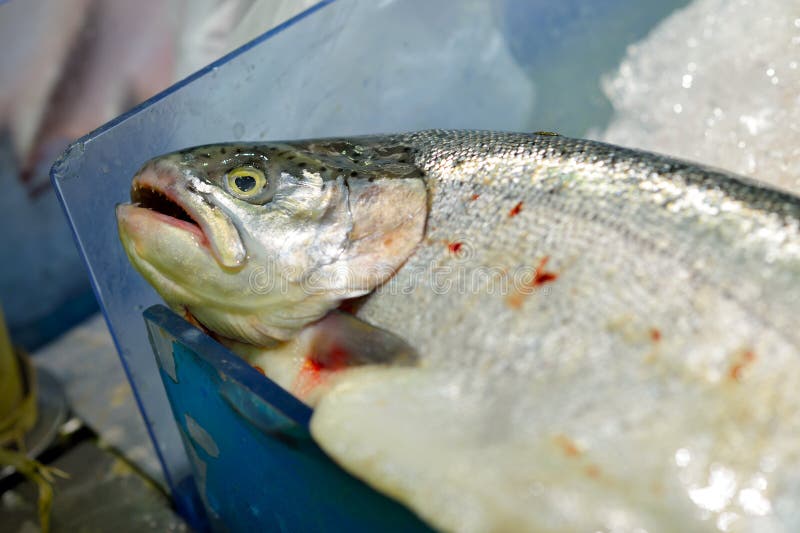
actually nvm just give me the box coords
[116,202,219,304]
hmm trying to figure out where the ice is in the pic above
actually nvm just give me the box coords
[601,0,800,193]
[499,0,692,136]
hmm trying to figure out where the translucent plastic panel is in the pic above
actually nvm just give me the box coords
[51,0,689,518]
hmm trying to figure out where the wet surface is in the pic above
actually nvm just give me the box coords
[1,438,186,532]
[33,314,163,486]
[0,314,185,530]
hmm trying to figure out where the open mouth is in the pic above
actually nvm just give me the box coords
[130,184,206,242]
[123,162,246,268]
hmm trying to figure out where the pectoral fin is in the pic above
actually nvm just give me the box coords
[239,310,418,406]
[305,311,418,370]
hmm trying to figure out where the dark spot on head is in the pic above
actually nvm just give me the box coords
[350,171,358,177]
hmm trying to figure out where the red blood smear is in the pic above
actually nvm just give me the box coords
[506,256,558,309]
[295,359,324,396]
[554,434,581,457]
[306,358,324,373]
[729,350,756,382]
[294,344,350,396]
[448,242,463,254]
[320,344,349,371]
[532,256,558,286]
[509,201,523,217]
[650,328,662,342]
[470,194,480,201]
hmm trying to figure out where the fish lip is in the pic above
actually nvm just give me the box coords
[127,160,246,269]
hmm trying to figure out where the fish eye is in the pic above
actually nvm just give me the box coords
[226,167,266,197]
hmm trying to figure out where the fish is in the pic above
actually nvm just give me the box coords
[117,130,800,532]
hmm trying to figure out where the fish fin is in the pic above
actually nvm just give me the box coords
[307,311,418,369]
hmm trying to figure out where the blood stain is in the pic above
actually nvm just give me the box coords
[729,349,756,382]
[585,465,602,479]
[553,434,581,457]
[531,257,558,286]
[509,201,523,217]
[294,343,352,396]
[506,256,559,309]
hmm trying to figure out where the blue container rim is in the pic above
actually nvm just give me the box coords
[144,304,313,428]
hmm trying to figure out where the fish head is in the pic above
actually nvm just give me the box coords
[116,139,427,344]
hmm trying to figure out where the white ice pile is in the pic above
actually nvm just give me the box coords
[601,0,800,193]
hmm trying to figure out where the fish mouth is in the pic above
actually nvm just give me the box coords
[119,161,246,269]
[130,183,207,243]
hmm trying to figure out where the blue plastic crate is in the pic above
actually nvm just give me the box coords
[144,305,430,531]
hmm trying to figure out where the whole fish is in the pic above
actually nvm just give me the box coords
[117,131,800,532]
